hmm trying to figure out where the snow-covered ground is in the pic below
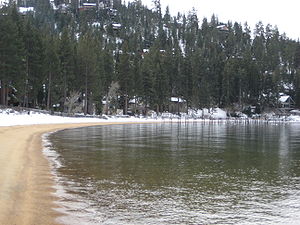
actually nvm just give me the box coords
[0,108,164,127]
[287,115,300,122]
[1,107,300,127]
[0,107,231,127]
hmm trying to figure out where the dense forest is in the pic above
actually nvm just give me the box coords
[1,0,300,115]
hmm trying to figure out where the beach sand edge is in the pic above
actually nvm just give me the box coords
[0,122,141,225]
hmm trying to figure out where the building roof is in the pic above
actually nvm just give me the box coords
[83,3,96,6]
[170,97,186,103]
[18,7,35,14]
[279,95,291,103]
[112,23,121,27]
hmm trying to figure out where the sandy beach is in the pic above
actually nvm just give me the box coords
[0,122,124,225]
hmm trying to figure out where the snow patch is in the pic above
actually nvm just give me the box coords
[188,108,227,119]
[210,108,227,119]
[287,115,300,122]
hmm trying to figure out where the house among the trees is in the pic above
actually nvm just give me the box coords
[216,24,229,32]
[78,0,112,10]
[169,97,187,114]
[128,97,144,115]
[79,0,96,10]
[112,23,121,30]
[278,93,295,109]
[15,0,35,15]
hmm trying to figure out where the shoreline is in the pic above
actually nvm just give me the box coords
[0,122,145,225]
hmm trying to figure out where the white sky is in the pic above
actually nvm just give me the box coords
[125,0,300,40]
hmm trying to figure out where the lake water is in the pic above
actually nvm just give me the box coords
[46,122,300,225]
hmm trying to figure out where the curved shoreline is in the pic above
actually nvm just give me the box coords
[1,120,299,224]
[0,122,143,225]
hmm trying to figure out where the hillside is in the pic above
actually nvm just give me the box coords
[0,0,300,115]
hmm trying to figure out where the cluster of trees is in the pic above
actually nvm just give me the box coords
[1,0,300,114]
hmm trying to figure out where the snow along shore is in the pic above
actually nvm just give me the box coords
[0,109,163,127]
[1,107,300,127]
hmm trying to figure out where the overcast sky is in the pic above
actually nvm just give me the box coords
[125,0,300,40]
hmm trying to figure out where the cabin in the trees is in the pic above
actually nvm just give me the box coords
[217,24,229,32]
[127,97,146,115]
[112,23,121,30]
[278,94,295,109]
[16,0,35,15]
[169,97,187,114]
[78,0,112,10]
[79,0,97,10]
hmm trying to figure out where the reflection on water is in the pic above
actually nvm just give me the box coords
[49,123,300,225]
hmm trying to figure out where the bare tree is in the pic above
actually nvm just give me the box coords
[64,91,82,115]
[105,81,119,115]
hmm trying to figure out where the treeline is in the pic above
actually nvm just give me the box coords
[1,0,300,114]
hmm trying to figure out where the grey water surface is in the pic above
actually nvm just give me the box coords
[49,122,300,225]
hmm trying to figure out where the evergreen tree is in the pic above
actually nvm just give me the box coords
[117,41,132,114]
[294,43,300,107]
[23,17,45,107]
[44,34,60,110]
[77,31,98,114]
[0,11,25,105]
[0,2,299,113]
[59,27,76,111]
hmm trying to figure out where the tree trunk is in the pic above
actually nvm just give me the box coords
[47,71,52,111]
[124,94,128,115]
[0,80,4,105]
[2,83,7,106]
[239,78,242,108]
[63,71,67,112]
[186,101,189,114]
[84,64,88,115]
[134,100,137,115]
[105,93,109,115]
[5,86,8,106]
[24,59,28,107]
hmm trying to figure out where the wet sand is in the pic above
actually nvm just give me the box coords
[0,122,132,225]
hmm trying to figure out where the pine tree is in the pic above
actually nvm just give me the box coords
[77,31,98,114]
[0,11,25,105]
[44,34,60,110]
[23,17,45,107]
[59,27,76,111]
[1,2,299,112]
[141,49,155,112]
[294,43,300,107]
[117,40,132,114]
